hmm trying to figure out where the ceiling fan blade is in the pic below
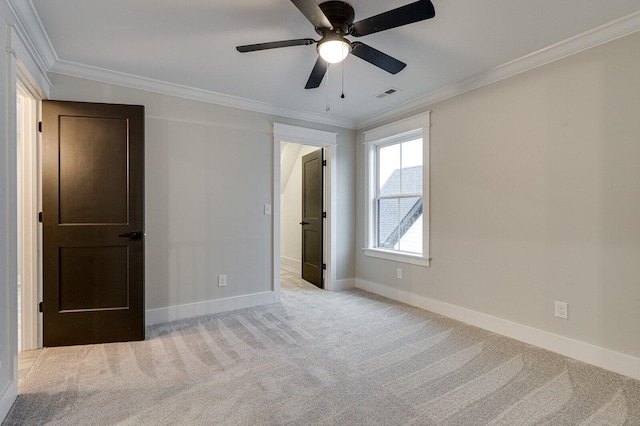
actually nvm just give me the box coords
[351,42,406,74]
[236,38,316,52]
[349,0,435,37]
[291,0,332,29]
[305,57,329,89]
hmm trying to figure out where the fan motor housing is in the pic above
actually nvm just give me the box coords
[316,1,355,35]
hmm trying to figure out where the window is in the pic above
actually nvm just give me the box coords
[376,136,423,253]
[364,112,430,266]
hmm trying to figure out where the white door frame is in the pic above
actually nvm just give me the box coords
[16,83,42,351]
[273,123,337,301]
[2,20,49,421]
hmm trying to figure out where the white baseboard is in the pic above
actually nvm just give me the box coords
[145,291,276,325]
[356,279,640,381]
[0,381,17,423]
[280,257,301,271]
[332,278,355,292]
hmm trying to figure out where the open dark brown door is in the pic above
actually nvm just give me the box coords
[42,100,144,346]
[301,149,323,288]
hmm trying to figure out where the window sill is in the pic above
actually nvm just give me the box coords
[362,248,430,267]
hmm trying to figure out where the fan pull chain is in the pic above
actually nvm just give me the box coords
[325,64,331,112]
[341,61,345,99]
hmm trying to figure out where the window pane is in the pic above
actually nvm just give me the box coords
[378,198,399,248]
[377,197,422,254]
[401,139,422,195]
[397,214,422,253]
[379,139,423,197]
[378,144,400,196]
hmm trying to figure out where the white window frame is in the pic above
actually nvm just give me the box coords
[363,112,430,267]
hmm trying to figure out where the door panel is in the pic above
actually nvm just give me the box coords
[59,116,129,224]
[42,100,145,346]
[301,149,323,288]
[59,246,129,311]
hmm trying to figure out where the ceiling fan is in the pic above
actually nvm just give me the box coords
[236,0,436,89]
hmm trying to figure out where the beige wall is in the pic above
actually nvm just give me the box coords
[49,74,356,310]
[356,31,640,359]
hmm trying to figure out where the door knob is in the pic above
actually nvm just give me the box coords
[299,221,309,225]
[118,231,143,240]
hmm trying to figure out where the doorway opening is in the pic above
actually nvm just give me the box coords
[280,143,323,286]
[272,123,337,301]
[16,83,42,353]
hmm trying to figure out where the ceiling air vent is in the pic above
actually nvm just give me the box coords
[374,88,400,99]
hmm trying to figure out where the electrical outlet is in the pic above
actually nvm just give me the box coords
[555,301,568,319]
[396,268,402,279]
[218,274,227,287]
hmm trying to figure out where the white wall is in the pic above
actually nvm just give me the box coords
[0,3,16,419]
[48,74,356,319]
[280,144,320,267]
[356,32,640,367]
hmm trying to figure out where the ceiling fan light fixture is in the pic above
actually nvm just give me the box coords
[236,0,436,89]
[317,36,351,64]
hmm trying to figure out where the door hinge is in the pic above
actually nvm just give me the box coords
[38,212,43,223]
[38,122,42,133]
[322,263,326,270]
[322,160,327,166]
[38,301,43,313]
[322,212,326,218]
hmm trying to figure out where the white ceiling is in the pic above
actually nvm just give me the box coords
[26,0,640,128]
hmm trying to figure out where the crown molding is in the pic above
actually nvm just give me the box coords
[48,60,357,129]
[355,10,640,130]
[5,0,57,74]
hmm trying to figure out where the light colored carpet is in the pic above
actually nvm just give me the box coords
[4,270,640,425]
[18,349,42,389]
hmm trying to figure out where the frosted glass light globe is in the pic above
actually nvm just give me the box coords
[318,39,350,64]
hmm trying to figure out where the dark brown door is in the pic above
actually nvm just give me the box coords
[301,149,323,288]
[42,100,145,346]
